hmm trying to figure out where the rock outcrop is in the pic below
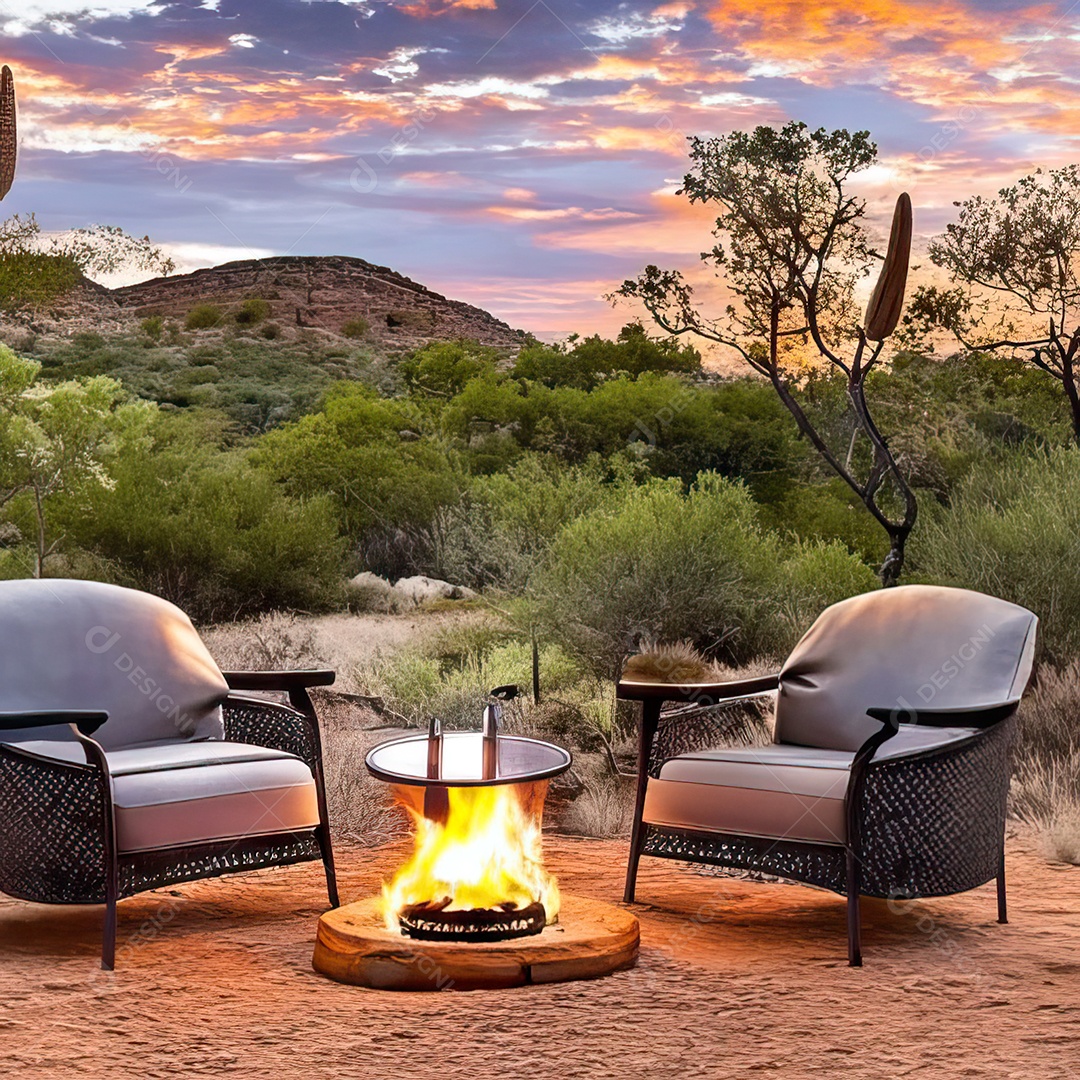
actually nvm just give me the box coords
[111,255,527,351]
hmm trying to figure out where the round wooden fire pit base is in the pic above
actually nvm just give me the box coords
[312,893,639,991]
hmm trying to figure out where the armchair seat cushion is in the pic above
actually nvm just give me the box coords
[1,737,321,853]
[112,742,320,853]
[643,725,977,846]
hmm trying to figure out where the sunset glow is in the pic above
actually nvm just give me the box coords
[4,0,1078,336]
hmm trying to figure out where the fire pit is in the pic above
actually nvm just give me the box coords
[312,687,639,990]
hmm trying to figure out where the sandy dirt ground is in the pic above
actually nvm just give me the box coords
[1,828,1078,1080]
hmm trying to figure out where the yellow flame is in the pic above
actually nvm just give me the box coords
[381,782,560,931]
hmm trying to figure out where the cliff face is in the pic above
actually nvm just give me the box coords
[107,255,527,350]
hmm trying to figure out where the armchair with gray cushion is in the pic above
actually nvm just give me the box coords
[0,578,339,968]
[618,585,1038,965]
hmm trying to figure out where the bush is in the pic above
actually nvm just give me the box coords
[434,454,635,590]
[341,317,370,339]
[58,413,345,621]
[357,633,584,730]
[260,322,281,340]
[531,473,876,679]
[912,447,1080,661]
[0,250,82,311]
[235,298,271,325]
[252,383,462,562]
[510,323,701,390]
[401,340,500,397]
[140,315,164,340]
[185,303,224,330]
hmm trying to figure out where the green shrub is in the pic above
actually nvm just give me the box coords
[401,340,500,397]
[140,315,164,340]
[434,453,635,590]
[341,317,370,339]
[260,322,281,340]
[356,631,587,732]
[251,383,461,575]
[912,447,1080,661]
[531,473,875,678]
[235,298,271,325]
[185,303,224,330]
[510,323,701,390]
[58,414,345,621]
[0,250,81,311]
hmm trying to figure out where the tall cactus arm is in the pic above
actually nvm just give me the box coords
[864,191,912,341]
[0,65,16,201]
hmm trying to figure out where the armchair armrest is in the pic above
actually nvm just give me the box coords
[0,710,109,736]
[617,672,779,706]
[222,670,336,692]
[865,699,1021,731]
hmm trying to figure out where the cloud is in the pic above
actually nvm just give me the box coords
[4,0,1079,336]
[1,1,154,37]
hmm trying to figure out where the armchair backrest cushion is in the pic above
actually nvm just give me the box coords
[775,585,1037,752]
[0,578,228,750]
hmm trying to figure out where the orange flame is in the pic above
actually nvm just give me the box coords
[382,781,560,931]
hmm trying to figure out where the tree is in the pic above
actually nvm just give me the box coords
[510,323,701,390]
[0,344,155,576]
[617,121,917,584]
[0,212,175,312]
[908,165,1080,444]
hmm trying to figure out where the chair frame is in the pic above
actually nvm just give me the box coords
[0,670,339,969]
[619,675,1019,966]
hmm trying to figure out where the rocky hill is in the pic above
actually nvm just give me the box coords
[8,255,528,352]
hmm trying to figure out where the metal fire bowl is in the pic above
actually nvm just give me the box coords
[365,731,572,788]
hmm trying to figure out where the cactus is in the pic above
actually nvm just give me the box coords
[0,65,15,200]
[864,191,912,341]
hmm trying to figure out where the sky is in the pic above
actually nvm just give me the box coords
[2,0,1079,338]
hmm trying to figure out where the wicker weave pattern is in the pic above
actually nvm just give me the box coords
[642,824,847,892]
[118,833,322,898]
[642,715,1013,901]
[859,718,1013,898]
[1,697,326,906]
[223,697,318,771]
[0,745,108,903]
[648,703,766,779]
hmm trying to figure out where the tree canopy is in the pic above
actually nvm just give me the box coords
[909,165,1080,442]
[618,121,917,584]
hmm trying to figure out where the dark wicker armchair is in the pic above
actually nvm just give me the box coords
[618,585,1038,965]
[0,579,339,969]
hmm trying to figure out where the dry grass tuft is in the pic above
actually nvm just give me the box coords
[202,611,322,672]
[315,693,410,847]
[1012,661,1080,864]
[558,771,635,839]
[623,640,719,684]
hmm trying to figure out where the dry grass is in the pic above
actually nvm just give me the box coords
[623,640,719,683]
[201,611,322,672]
[558,769,635,839]
[1012,661,1080,864]
[314,693,409,847]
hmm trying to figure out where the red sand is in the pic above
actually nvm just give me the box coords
[2,828,1078,1079]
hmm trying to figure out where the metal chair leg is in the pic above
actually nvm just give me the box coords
[624,699,660,904]
[318,825,340,909]
[846,848,862,967]
[102,894,117,970]
[997,842,1008,924]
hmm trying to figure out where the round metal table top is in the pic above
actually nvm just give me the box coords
[365,731,572,788]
